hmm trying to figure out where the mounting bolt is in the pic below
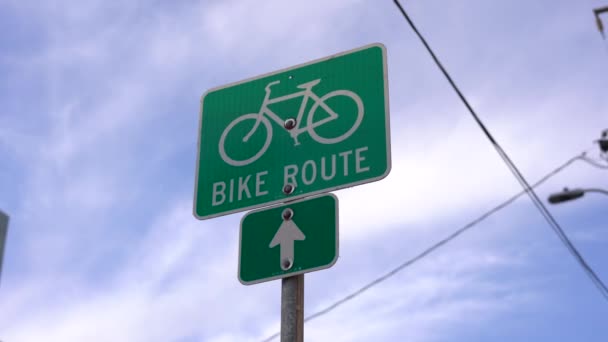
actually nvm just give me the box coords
[281,258,293,270]
[282,208,294,221]
[283,183,295,195]
[284,118,296,130]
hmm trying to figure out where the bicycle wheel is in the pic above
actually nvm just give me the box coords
[219,113,273,167]
[307,90,364,145]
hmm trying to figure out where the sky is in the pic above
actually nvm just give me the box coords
[1,0,607,341]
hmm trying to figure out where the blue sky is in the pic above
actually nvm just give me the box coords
[1,0,607,341]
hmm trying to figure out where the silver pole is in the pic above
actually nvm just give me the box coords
[281,274,304,342]
[0,210,8,285]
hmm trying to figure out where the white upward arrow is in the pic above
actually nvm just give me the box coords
[269,219,306,270]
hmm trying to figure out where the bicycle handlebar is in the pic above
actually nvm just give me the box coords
[265,80,281,92]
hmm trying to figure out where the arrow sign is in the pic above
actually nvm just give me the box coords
[239,193,338,285]
[269,219,306,270]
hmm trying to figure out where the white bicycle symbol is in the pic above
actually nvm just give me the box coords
[219,78,364,167]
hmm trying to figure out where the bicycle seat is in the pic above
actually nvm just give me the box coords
[296,79,321,89]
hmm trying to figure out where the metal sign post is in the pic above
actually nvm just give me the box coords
[239,194,338,340]
[281,274,304,342]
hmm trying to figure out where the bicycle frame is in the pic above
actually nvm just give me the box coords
[243,80,340,145]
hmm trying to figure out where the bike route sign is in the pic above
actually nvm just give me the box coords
[238,194,338,285]
[194,43,390,219]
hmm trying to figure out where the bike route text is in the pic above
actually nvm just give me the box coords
[211,146,370,207]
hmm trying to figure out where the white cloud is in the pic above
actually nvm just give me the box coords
[1,193,539,342]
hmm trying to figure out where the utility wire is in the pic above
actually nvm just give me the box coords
[580,153,608,169]
[262,3,607,340]
[260,152,591,342]
[392,0,608,300]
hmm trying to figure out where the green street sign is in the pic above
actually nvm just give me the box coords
[194,43,390,219]
[238,194,338,285]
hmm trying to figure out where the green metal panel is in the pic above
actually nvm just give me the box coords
[238,194,338,285]
[194,43,390,219]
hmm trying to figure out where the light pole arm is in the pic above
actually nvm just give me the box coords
[595,6,608,39]
[594,6,608,16]
[583,188,608,196]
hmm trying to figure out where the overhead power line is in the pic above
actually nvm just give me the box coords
[262,2,607,340]
[260,151,594,342]
[580,153,608,169]
[392,0,608,300]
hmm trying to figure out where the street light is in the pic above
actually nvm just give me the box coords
[597,129,608,154]
[548,187,608,204]
[594,6,608,39]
